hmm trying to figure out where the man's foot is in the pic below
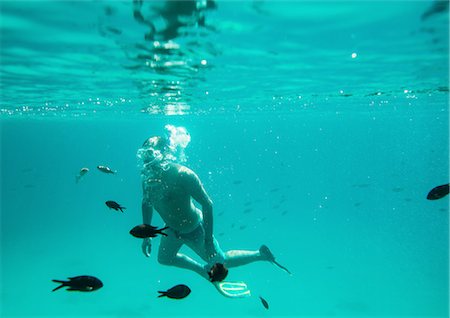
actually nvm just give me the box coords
[259,245,292,275]
[259,245,275,262]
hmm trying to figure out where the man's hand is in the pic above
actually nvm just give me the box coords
[142,238,152,257]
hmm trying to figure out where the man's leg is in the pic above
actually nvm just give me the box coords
[183,225,267,269]
[223,248,266,268]
[158,228,209,279]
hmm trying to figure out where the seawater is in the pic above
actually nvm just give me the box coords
[0,1,449,317]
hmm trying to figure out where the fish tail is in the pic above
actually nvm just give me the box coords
[119,207,126,212]
[158,226,169,236]
[52,280,67,292]
[157,291,167,298]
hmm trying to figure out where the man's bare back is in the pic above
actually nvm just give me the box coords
[144,163,203,234]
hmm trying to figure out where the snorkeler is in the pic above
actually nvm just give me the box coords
[136,125,290,297]
[132,0,216,41]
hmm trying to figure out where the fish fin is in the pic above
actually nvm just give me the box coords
[51,280,67,292]
[75,175,80,183]
[157,291,167,298]
[119,207,126,212]
[158,226,169,236]
[66,288,78,291]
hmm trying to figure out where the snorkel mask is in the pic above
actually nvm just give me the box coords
[138,136,170,171]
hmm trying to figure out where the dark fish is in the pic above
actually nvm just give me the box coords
[427,184,450,200]
[52,275,103,292]
[243,208,252,214]
[208,263,228,282]
[105,200,126,212]
[259,296,269,310]
[97,165,116,174]
[233,180,243,185]
[158,284,191,299]
[130,224,169,238]
[422,0,449,20]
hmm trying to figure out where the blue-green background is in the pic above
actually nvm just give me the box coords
[1,1,448,317]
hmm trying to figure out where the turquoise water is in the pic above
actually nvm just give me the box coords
[1,1,449,317]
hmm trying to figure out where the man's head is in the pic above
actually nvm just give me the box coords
[138,136,170,168]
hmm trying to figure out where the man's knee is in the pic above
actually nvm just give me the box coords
[158,253,175,266]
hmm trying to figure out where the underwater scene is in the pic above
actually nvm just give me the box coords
[1,1,449,317]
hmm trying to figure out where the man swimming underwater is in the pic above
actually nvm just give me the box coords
[137,126,290,297]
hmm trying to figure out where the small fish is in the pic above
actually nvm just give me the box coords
[208,263,228,282]
[105,201,126,212]
[158,284,191,299]
[422,0,449,20]
[233,180,243,185]
[259,296,269,310]
[129,224,169,238]
[52,275,103,292]
[427,184,450,200]
[97,165,116,174]
[75,167,89,183]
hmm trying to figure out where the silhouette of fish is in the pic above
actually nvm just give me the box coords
[105,201,126,212]
[75,167,89,183]
[52,275,103,292]
[158,284,191,299]
[259,296,269,309]
[208,263,228,282]
[427,184,449,200]
[130,224,169,238]
[97,165,116,174]
[422,0,449,20]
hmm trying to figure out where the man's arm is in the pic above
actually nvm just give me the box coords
[142,197,153,225]
[141,196,154,257]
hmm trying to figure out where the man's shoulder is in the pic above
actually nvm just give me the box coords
[177,165,196,177]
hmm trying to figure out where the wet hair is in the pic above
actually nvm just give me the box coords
[137,125,191,182]
[141,135,169,150]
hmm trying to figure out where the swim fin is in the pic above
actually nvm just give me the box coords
[213,281,251,298]
[260,245,292,275]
